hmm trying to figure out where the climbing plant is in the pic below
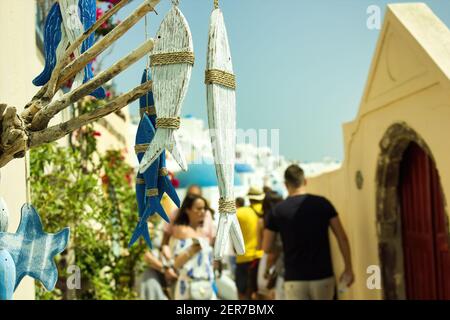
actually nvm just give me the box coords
[30,98,147,300]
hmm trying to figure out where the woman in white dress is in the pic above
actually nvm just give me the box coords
[170,194,217,300]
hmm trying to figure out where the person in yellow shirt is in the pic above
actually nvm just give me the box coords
[235,187,265,300]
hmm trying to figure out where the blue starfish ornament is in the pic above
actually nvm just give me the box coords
[0,249,15,300]
[0,204,70,292]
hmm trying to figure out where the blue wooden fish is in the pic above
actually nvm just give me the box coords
[135,172,146,220]
[0,204,70,291]
[0,249,15,300]
[33,0,105,99]
[129,114,169,248]
[158,150,180,208]
[140,69,180,208]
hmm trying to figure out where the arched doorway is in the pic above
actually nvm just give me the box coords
[399,142,450,299]
[376,123,450,300]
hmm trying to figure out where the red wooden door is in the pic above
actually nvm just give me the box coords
[399,142,450,300]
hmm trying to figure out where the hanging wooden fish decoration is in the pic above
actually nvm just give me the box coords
[129,114,170,248]
[157,150,180,207]
[33,0,105,99]
[139,0,194,173]
[140,69,181,207]
[205,4,245,259]
[0,204,69,294]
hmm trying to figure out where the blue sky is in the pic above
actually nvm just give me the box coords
[101,0,450,162]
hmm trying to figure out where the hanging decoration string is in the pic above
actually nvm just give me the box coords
[214,0,219,9]
[146,188,159,197]
[218,198,236,214]
[150,52,195,66]
[24,150,31,204]
[205,69,236,89]
[144,12,152,119]
[156,117,181,129]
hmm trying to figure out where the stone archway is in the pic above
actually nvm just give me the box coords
[375,122,447,299]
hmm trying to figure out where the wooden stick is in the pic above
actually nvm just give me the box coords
[43,0,133,100]
[22,0,159,122]
[30,80,153,147]
[56,0,159,91]
[30,38,155,131]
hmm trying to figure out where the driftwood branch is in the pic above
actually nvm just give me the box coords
[30,38,155,131]
[42,0,133,101]
[56,0,159,92]
[0,0,162,169]
[0,106,28,168]
[22,0,160,123]
[30,80,153,147]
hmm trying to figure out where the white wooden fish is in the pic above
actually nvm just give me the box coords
[34,0,105,99]
[139,1,193,173]
[59,0,85,90]
[206,8,245,260]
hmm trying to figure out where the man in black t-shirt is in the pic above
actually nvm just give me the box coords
[262,165,354,300]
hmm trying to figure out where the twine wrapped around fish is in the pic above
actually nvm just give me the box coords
[206,7,245,259]
[139,2,194,174]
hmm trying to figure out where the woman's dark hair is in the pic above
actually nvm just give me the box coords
[262,191,283,220]
[174,193,209,226]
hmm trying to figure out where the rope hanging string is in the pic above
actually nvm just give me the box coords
[24,150,31,204]
[156,117,180,130]
[135,143,149,154]
[151,52,195,67]
[146,188,159,197]
[144,12,152,120]
[205,69,236,89]
[214,0,219,9]
[139,105,156,118]
[218,198,236,214]
[159,168,169,177]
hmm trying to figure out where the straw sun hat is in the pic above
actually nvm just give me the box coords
[247,186,265,201]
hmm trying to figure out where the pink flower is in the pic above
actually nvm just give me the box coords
[172,178,180,189]
[96,8,103,20]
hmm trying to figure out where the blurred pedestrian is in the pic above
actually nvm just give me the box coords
[263,165,354,300]
[257,190,283,300]
[169,194,217,300]
[235,187,265,300]
[162,184,216,256]
[235,197,245,209]
[137,214,175,300]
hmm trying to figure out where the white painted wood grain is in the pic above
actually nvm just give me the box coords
[139,4,193,173]
[206,9,245,259]
[59,0,86,90]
